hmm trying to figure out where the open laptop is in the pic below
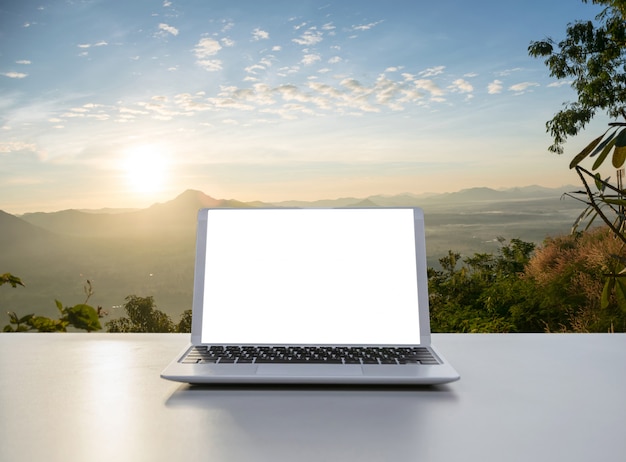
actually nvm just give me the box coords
[161,207,460,385]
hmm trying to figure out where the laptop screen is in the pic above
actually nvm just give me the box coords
[199,208,421,345]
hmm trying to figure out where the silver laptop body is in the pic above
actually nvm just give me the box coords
[161,207,459,385]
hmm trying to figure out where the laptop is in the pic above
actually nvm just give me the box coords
[161,207,460,385]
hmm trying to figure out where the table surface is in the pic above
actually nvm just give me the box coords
[1,333,624,462]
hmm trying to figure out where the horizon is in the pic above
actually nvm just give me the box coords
[1,0,610,215]
[6,182,579,215]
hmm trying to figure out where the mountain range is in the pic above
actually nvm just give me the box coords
[12,184,577,235]
[0,185,584,322]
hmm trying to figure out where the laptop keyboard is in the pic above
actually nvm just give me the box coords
[182,345,439,365]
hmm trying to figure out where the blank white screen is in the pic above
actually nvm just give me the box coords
[200,208,420,344]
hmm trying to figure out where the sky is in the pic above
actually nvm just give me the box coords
[0,0,612,213]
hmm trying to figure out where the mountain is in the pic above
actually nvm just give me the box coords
[19,190,257,238]
[0,210,59,247]
[16,185,580,238]
[2,185,586,322]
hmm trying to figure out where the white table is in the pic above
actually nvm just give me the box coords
[1,333,624,462]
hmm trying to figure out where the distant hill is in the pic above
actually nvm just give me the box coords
[2,185,586,322]
[0,210,56,244]
[19,190,257,238]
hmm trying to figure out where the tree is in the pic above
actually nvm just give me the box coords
[522,227,626,332]
[529,0,626,313]
[3,278,103,332]
[177,309,192,333]
[428,239,536,333]
[106,295,175,333]
[528,0,626,155]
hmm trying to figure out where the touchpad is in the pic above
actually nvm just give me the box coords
[256,364,363,376]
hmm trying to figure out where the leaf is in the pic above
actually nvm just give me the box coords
[601,278,614,309]
[615,127,626,147]
[572,206,596,233]
[29,316,67,332]
[0,273,25,288]
[65,304,102,332]
[590,129,618,157]
[55,299,64,314]
[8,311,19,324]
[594,173,609,191]
[18,314,34,324]
[612,145,626,168]
[601,198,626,206]
[569,132,607,168]
[615,278,626,312]
[592,137,618,170]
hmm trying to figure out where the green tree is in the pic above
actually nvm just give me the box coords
[3,278,103,332]
[177,309,192,333]
[529,0,626,313]
[106,295,175,333]
[528,0,626,154]
[522,227,626,332]
[428,239,536,333]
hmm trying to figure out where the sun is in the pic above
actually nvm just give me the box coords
[122,144,170,194]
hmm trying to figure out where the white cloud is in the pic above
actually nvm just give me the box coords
[272,45,282,52]
[488,79,503,94]
[374,77,401,105]
[197,59,223,72]
[16,60,31,65]
[496,67,522,77]
[163,1,172,6]
[221,37,235,47]
[77,41,108,49]
[509,82,540,93]
[158,23,179,36]
[194,37,222,57]
[301,53,321,65]
[328,56,342,64]
[449,79,473,93]
[413,79,444,97]
[245,64,266,74]
[2,72,28,79]
[0,141,38,153]
[352,21,383,31]
[252,28,269,41]
[419,66,445,77]
[547,80,572,88]
[340,78,369,94]
[293,30,323,46]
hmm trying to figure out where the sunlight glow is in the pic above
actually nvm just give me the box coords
[122,145,170,194]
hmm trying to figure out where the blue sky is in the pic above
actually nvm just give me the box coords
[0,0,610,213]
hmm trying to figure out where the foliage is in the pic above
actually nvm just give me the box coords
[3,279,103,332]
[427,230,626,333]
[1,273,25,288]
[528,0,626,154]
[177,309,193,333]
[523,227,626,332]
[106,295,176,333]
[3,275,190,333]
[530,0,626,313]
[428,238,536,333]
